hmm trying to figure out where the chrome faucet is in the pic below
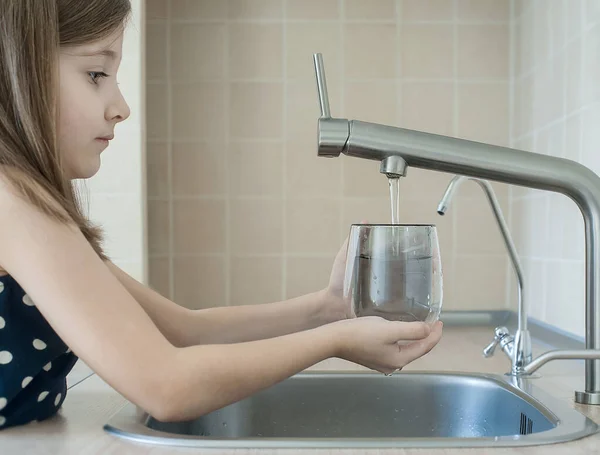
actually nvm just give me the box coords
[436,175,532,376]
[313,53,600,405]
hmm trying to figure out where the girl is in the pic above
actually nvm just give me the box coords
[0,0,443,430]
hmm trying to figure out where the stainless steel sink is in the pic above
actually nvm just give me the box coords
[104,371,598,448]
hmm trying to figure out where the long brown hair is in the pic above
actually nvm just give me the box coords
[0,0,131,260]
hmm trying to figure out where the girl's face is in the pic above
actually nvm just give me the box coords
[58,29,130,180]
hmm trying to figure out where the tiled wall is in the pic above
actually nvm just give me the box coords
[145,0,512,311]
[510,0,600,337]
[80,0,146,282]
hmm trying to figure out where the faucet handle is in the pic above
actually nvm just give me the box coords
[313,53,331,118]
[483,326,511,358]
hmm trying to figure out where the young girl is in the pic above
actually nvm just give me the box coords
[0,0,443,430]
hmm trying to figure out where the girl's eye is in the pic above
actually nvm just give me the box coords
[88,71,109,85]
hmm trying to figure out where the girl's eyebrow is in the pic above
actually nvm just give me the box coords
[73,49,119,61]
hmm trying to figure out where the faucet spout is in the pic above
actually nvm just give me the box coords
[313,53,600,404]
[437,176,531,375]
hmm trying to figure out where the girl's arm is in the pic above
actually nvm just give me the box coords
[0,179,341,422]
[106,261,344,347]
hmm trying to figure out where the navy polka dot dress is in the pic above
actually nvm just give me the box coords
[0,274,78,430]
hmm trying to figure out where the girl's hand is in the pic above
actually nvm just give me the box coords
[320,220,369,322]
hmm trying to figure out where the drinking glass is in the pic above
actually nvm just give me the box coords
[343,224,443,324]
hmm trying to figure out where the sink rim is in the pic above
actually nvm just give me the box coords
[103,370,599,449]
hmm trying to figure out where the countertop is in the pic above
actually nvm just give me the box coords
[1,326,599,454]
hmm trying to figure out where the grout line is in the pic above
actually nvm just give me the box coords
[224,15,231,306]
[506,0,516,311]
[451,0,458,301]
[166,1,175,300]
[149,77,516,85]
[339,0,346,242]
[281,0,287,301]
[156,19,512,26]
[578,0,586,162]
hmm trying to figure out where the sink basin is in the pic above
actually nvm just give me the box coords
[104,371,598,448]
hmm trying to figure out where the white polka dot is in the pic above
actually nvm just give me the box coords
[22,294,35,306]
[43,362,52,371]
[22,376,33,388]
[37,391,49,402]
[0,397,6,411]
[0,282,4,293]
[54,393,62,407]
[0,351,12,364]
[33,339,47,350]
[65,348,71,354]
[0,316,4,329]
[0,415,5,426]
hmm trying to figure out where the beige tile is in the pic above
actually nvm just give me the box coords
[519,8,536,76]
[170,24,225,81]
[146,0,168,20]
[286,81,342,140]
[546,192,585,261]
[149,257,171,298]
[172,83,226,139]
[565,112,582,161]
[231,257,283,306]
[231,199,283,254]
[535,122,565,158]
[286,199,342,254]
[173,199,226,254]
[457,0,510,21]
[229,141,283,196]
[510,195,549,258]
[148,200,170,255]
[566,0,584,40]
[229,82,283,139]
[344,0,396,19]
[397,197,454,259]
[286,256,333,298]
[228,0,283,19]
[146,23,167,80]
[401,168,455,202]
[343,80,397,126]
[229,24,283,79]
[533,55,565,128]
[172,142,226,196]
[174,257,226,309]
[454,255,508,310]
[545,261,585,337]
[344,24,397,79]
[146,142,169,198]
[455,193,510,255]
[342,158,390,197]
[285,0,339,19]
[401,0,454,22]
[583,26,600,103]
[342,198,392,227]
[285,140,342,198]
[581,104,600,177]
[170,0,227,19]
[401,82,453,135]
[286,23,341,81]
[457,82,509,146]
[586,0,600,27]
[514,74,534,138]
[457,25,509,79]
[566,38,583,114]
[401,24,453,78]
[146,83,168,140]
